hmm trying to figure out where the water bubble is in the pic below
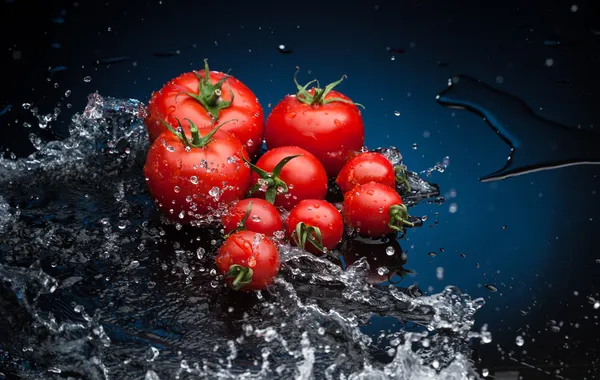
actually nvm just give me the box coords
[436,267,444,280]
[83,76,92,82]
[386,246,395,256]
[145,346,160,362]
[515,335,524,346]
[209,187,220,198]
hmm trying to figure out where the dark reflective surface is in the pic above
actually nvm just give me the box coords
[1,0,599,379]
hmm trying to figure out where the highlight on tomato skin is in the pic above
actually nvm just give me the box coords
[145,60,265,159]
[247,146,328,210]
[336,152,396,194]
[221,198,284,237]
[215,230,281,291]
[342,182,414,238]
[285,199,344,255]
[143,123,251,223]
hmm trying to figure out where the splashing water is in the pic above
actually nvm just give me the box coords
[0,94,486,379]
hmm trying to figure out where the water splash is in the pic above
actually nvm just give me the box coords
[436,75,600,182]
[0,93,484,379]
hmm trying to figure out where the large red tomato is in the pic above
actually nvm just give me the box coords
[264,71,365,177]
[246,146,328,210]
[336,152,396,194]
[145,60,265,158]
[143,121,251,223]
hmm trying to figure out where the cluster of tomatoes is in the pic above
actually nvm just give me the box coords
[142,60,414,292]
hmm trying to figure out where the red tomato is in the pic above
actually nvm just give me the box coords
[342,182,414,238]
[145,60,265,158]
[143,121,250,223]
[285,199,344,255]
[221,198,283,237]
[215,230,281,291]
[336,152,396,194]
[246,146,328,210]
[264,71,365,177]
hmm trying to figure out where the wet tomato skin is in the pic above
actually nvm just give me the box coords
[342,182,405,238]
[264,89,364,177]
[145,70,264,158]
[143,129,250,223]
[286,199,344,255]
[221,198,284,237]
[215,231,281,291]
[336,152,396,194]
[249,146,328,210]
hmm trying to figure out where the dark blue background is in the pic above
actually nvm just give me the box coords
[1,0,599,378]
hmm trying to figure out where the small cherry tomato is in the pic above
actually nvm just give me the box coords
[245,146,328,210]
[215,230,281,291]
[221,198,283,237]
[286,199,344,255]
[342,182,414,238]
[336,152,396,194]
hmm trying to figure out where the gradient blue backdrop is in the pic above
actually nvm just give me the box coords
[1,0,599,377]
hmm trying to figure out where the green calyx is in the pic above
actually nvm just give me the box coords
[178,59,234,120]
[293,67,365,108]
[242,154,302,204]
[160,117,237,149]
[292,222,339,260]
[394,165,412,193]
[235,201,253,233]
[388,204,415,238]
[225,264,253,291]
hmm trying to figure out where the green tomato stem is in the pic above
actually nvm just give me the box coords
[242,154,302,204]
[226,264,253,291]
[293,67,365,108]
[388,204,415,238]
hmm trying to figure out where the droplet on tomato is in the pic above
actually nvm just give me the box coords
[366,189,374,195]
[313,203,320,208]
[333,119,342,127]
[252,215,261,222]
[289,112,297,118]
[190,176,199,184]
[174,186,180,193]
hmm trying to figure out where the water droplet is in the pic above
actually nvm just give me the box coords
[428,251,437,257]
[482,368,489,377]
[460,253,466,258]
[412,143,418,150]
[145,346,160,362]
[252,215,261,222]
[515,335,524,346]
[83,76,92,82]
[485,284,498,292]
[317,327,325,335]
[571,4,579,12]
[501,225,507,230]
[174,186,180,193]
[394,111,400,116]
[209,187,220,198]
[436,267,444,280]
[594,301,600,310]
[449,203,458,213]
[129,260,139,269]
[22,103,31,110]
[190,176,199,184]
[377,267,389,275]
[197,247,205,259]
[386,246,395,256]
[334,119,342,127]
